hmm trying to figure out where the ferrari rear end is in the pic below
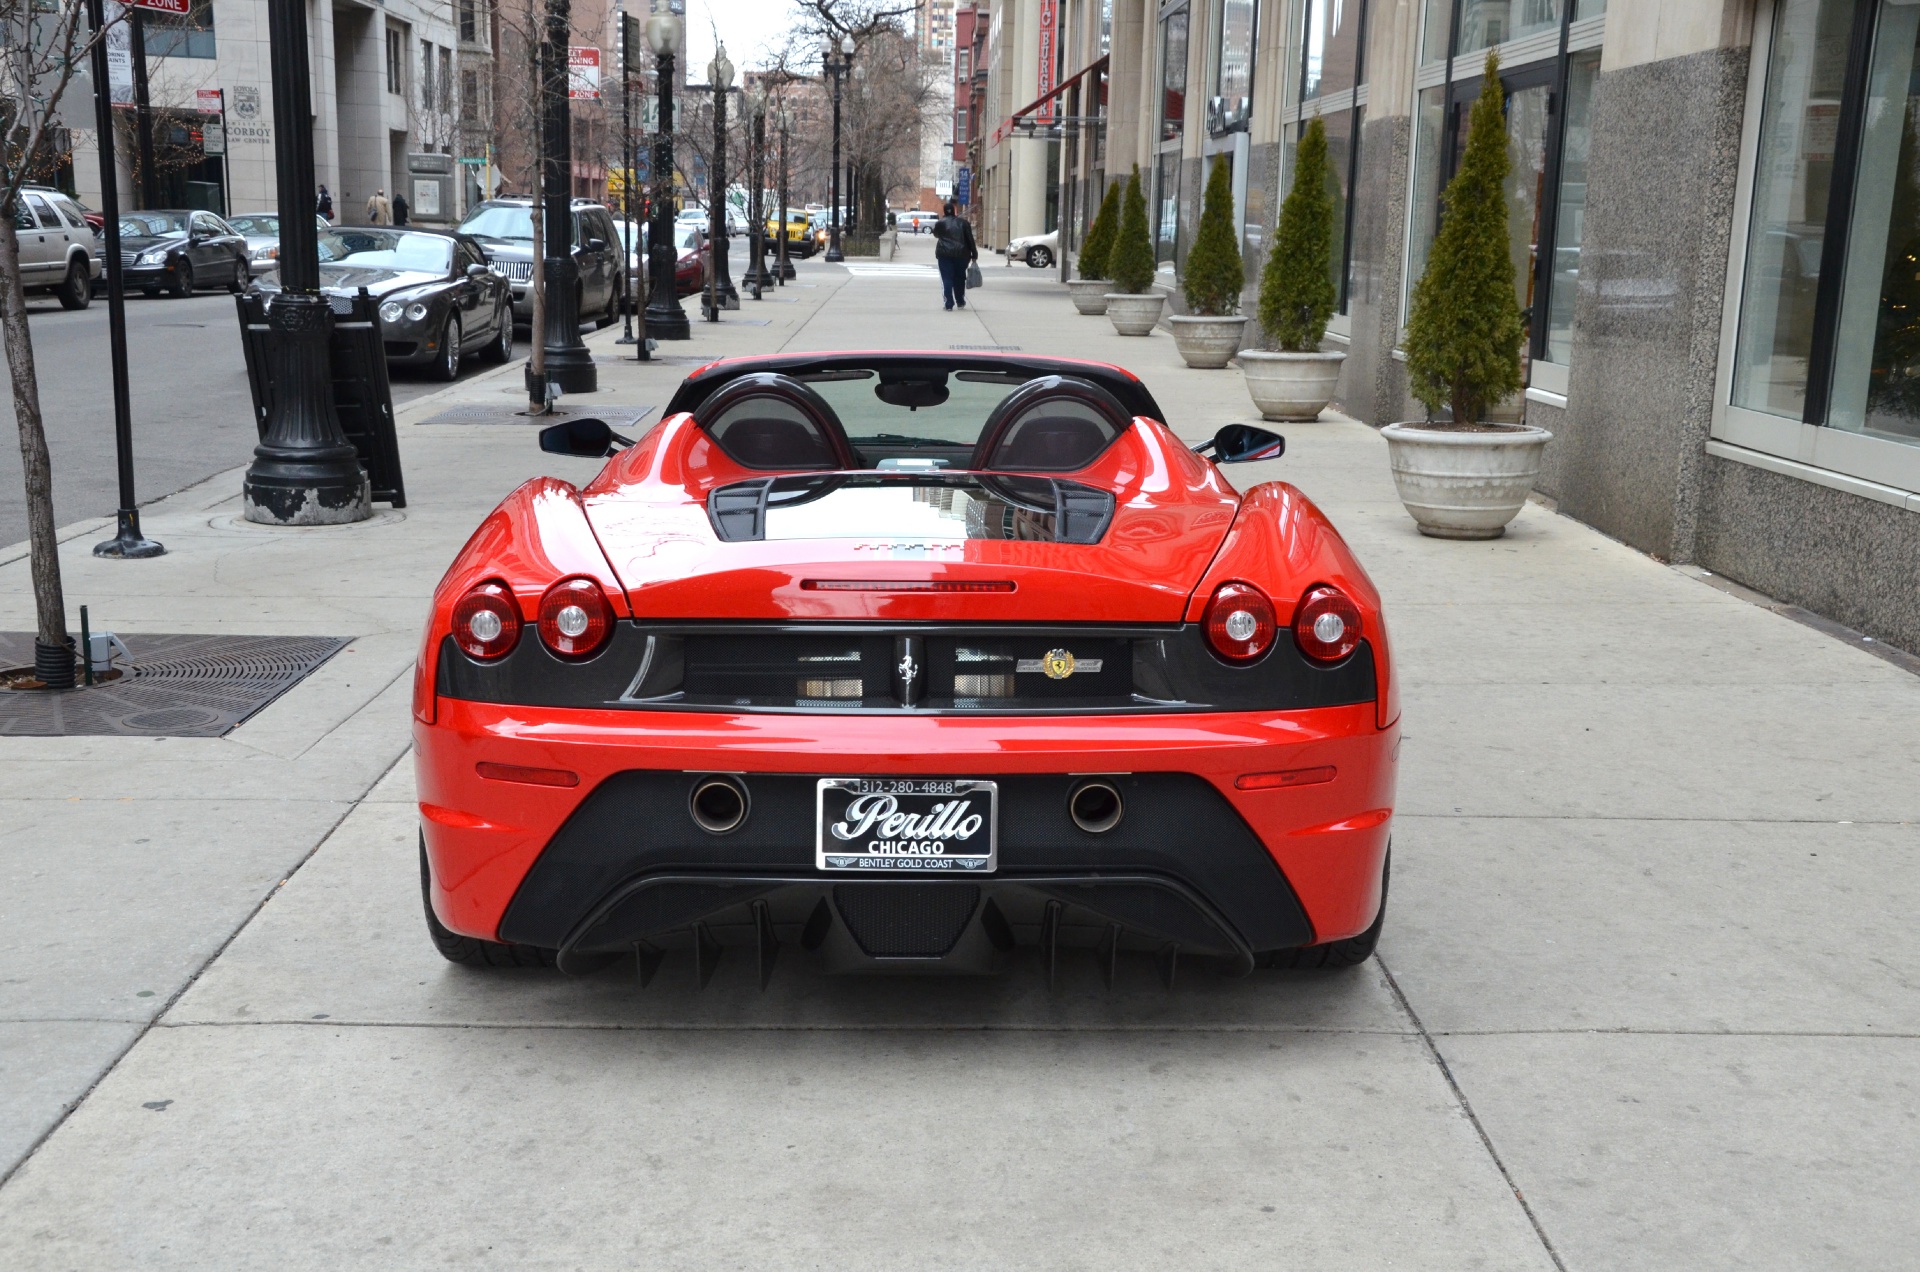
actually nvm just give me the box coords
[413,354,1398,984]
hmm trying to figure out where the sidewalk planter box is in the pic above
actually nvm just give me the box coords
[1105,292,1165,336]
[1380,422,1552,540]
[1168,315,1248,369]
[1067,279,1111,315]
[1238,349,1345,421]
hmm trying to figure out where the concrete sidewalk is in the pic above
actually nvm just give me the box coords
[0,234,1915,1269]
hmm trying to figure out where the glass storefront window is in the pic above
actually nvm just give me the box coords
[1827,0,1920,443]
[1160,7,1189,143]
[1156,152,1181,265]
[1301,0,1365,101]
[1420,0,1454,64]
[1544,50,1599,364]
[1407,86,1447,305]
[1214,0,1257,129]
[1315,108,1359,295]
[1731,0,1855,420]
[1456,0,1563,57]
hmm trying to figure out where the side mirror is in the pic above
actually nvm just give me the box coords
[465,262,489,278]
[585,237,608,252]
[538,416,633,458]
[1194,424,1286,464]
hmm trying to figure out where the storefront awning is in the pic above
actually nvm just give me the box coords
[992,55,1110,145]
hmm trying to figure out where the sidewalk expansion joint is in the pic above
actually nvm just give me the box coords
[1378,955,1571,1272]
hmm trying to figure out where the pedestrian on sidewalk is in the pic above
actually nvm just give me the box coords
[366,189,391,225]
[392,193,410,226]
[316,184,333,222]
[933,202,977,311]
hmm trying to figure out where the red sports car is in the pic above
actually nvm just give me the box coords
[412,353,1398,986]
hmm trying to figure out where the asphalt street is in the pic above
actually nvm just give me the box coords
[0,287,514,550]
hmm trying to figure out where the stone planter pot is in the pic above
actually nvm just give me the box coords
[1104,291,1166,336]
[1380,422,1553,540]
[1168,315,1248,369]
[1237,349,1346,421]
[1067,279,1111,315]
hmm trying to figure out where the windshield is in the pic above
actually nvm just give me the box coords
[227,215,278,235]
[316,230,453,273]
[120,212,188,236]
[675,224,703,251]
[459,204,534,241]
[797,370,1029,448]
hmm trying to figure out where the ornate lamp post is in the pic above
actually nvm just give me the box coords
[741,83,771,295]
[776,104,795,282]
[616,6,642,350]
[822,34,854,263]
[242,0,369,526]
[704,44,737,319]
[643,12,689,341]
[537,0,595,393]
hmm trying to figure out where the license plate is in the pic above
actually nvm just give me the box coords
[816,778,997,872]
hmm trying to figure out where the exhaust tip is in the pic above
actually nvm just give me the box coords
[689,775,749,835]
[1068,780,1124,835]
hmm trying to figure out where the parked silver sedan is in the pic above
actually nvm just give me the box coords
[226,212,336,277]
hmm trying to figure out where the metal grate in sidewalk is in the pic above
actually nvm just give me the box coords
[0,633,350,737]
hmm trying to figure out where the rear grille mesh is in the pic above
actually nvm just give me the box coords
[833,883,981,957]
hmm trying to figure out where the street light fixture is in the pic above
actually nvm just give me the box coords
[241,0,369,526]
[536,0,595,395]
[643,12,690,341]
[704,44,737,319]
[822,33,855,263]
[741,82,771,295]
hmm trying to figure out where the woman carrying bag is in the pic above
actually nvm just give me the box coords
[932,202,978,310]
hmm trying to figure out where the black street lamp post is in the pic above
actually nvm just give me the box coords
[537,0,595,395]
[643,13,689,341]
[776,105,794,282]
[741,84,770,294]
[704,45,737,320]
[822,34,854,263]
[241,0,369,526]
[617,7,642,351]
[86,0,162,558]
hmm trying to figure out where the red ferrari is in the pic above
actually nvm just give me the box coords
[413,353,1398,986]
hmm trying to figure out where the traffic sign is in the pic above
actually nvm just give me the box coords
[130,0,192,13]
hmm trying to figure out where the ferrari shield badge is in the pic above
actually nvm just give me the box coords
[1041,648,1077,680]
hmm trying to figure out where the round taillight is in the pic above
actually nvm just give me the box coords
[1294,584,1363,663]
[1203,581,1278,663]
[452,581,520,660]
[537,577,613,658]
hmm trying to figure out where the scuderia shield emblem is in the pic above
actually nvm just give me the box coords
[1042,648,1076,680]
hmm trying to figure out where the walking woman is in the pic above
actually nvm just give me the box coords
[932,202,977,310]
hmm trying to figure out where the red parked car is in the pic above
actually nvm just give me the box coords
[412,353,1398,985]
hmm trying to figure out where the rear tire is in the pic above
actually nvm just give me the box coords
[57,261,90,310]
[1263,846,1389,970]
[170,260,193,298]
[420,836,555,968]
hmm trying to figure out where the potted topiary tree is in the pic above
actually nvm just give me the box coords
[1168,155,1248,368]
[1384,51,1551,539]
[1069,180,1120,315]
[1104,167,1165,336]
[1240,118,1344,419]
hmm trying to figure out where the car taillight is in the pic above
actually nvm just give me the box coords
[1293,584,1363,663]
[1203,581,1277,663]
[537,577,613,658]
[452,581,520,660]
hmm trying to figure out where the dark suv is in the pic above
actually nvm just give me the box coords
[457,198,624,329]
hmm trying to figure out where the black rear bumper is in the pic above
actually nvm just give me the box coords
[498,771,1315,972]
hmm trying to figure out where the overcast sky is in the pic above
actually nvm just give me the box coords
[678,0,806,80]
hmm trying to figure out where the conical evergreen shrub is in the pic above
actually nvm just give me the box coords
[1182,154,1245,316]
[1404,51,1525,424]
[1258,117,1337,351]
[1107,167,1157,294]
[1077,180,1120,281]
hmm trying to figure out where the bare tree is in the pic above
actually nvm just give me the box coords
[0,0,122,672]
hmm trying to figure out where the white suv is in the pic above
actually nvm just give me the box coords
[16,187,99,309]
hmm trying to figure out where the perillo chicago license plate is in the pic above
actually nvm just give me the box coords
[816,778,998,872]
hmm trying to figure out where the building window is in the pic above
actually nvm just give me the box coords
[1155,150,1181,264]
[1404,0,1601,369]
[422,41,435,108]
[957,48,970,81]
[459,0,478,44]
[1288,0,1368,311]
[461,69,481,121]
[387,26,405,96]
[955,106,968,143]
[1734,0,1920,447]
[440,47,454,111]
[141,0,216,60]
[1159,4,1188,144]
[1210,0,1256,133]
